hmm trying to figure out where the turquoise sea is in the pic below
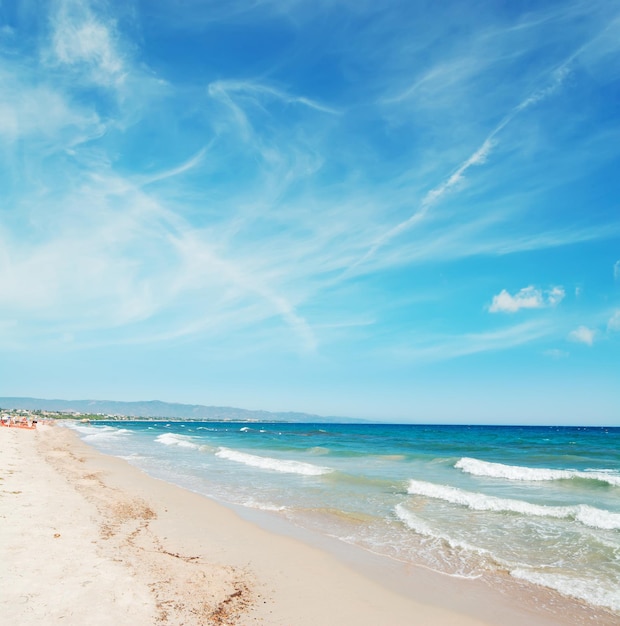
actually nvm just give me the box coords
[68,421,620,619]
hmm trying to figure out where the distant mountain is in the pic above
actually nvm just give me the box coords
[0,397,365,423]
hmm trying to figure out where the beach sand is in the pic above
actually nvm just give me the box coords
[0,424,598,625]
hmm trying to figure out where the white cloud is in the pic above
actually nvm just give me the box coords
[489,285,565,313]
[0,163,320,353]
[48,0,127,88]
[546,286,565,306]
[608,310,620,332]
[568,325,596,346]
[614,260,620,280]
[490,286,542,313]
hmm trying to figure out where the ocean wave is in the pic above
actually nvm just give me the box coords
[155,433,202,450]
[237,426,267,434]
[511,568,620,612]
[406,479,620,530]
[455,457,620,487]
[71,424,132,443]
[574,506,620,531]
[394,504,495,562]
[216,447,332,476]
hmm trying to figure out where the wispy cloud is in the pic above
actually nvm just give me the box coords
[2,0,619,374]
[489,286,565,313]
[0,167,318,352]
[139,146,211,186]
[389,320,552,363]
[207,79,339,148]
[47,0,127,88]
[344,138,495,275]
[346,38,581,276]
[209,80,340,116]
[0,64,104,145]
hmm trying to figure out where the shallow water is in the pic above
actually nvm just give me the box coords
[68,421,620,617]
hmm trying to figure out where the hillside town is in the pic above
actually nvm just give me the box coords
[0,407,124,425]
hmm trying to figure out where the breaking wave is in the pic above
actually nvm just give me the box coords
[155,433,202,450]
[455,457,620,487]
[71,424,131,443]
[394,503,493,561]
[406,479,620,530]
[216,447,332,476]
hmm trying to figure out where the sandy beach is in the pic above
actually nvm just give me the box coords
[0,424,603,625]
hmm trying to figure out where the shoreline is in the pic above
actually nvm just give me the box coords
[1,424,614,625]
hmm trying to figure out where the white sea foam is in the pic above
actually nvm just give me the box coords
[216,447,332,476]
[119,453,146,462]
[511,568,620,612]
[394,504,495,561]
[239,498,287,512]
[155,433,201,450]
[394,503,437,536]
[455,457,620,487]
[574,505,620,531]
[406,479,620,530]
[72,425,131,443]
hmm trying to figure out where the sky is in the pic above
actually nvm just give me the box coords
[0,0,619,425]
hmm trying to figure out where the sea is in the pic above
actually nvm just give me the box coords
[67,421,620,621]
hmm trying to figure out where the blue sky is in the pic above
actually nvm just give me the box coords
[1,0,619,424]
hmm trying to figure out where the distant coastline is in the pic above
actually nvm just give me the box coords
[2,397,618,427]
[0,396,365,424]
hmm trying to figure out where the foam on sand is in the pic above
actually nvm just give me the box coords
[511,568,620,613]
[394,503,495,563]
